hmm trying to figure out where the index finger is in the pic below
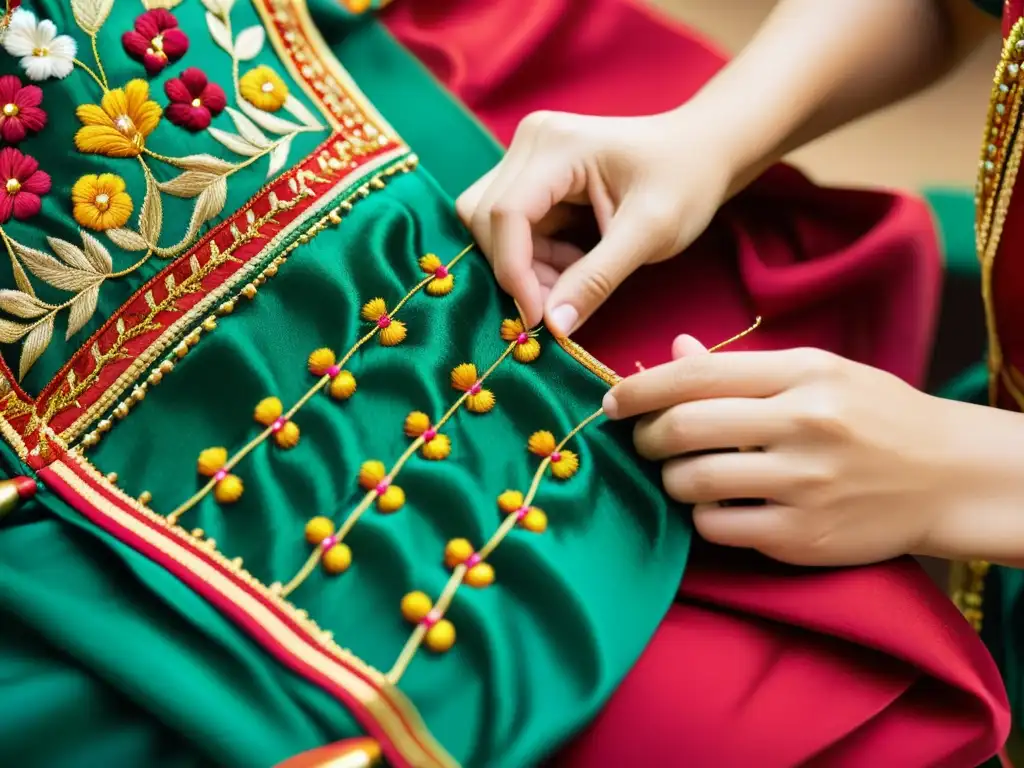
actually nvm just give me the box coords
[603,350,804,420]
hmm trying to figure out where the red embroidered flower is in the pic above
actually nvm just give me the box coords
[121,9,188,76]
[0,147,50,222]
[164,68,226,131]
[0,74,45,144]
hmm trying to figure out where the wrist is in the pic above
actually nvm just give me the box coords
[918,400,1024,564]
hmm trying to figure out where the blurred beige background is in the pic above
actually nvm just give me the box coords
[649,0,1000,190]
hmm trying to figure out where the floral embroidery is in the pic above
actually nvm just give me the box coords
[0,147,49,223]
[122,9,189,77]
[164,68,227,132]
[0,75,45,144]
[2,9,76,81]
[74,80,163,158]
[71,174,133,232]
[240,65,288,112]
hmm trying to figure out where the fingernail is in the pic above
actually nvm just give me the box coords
[602,391,619,419]
[549,304,578,336]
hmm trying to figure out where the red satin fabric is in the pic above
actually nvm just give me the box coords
[382,0,1009,765]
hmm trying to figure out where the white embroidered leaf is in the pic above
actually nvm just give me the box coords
[66,284,101,339]
[200,0,235,15]
[205,12,233,54]
[0,290,49,319]
[189,254,201,274]
[192,177,228,231]
[174,154,235,174]
[143,0,184,8]
[71,0,115,35]
[139,167,162,247]
[19,315,53,380]
[165,274,176,293]
[46,237,92,271]
[13,241,101,293]
[80,233,112,274]
[208,126,262,157]
[106,228,150,252]
[226,107,270,148]
[116,317,125,335]
[158,171,224,199]
[266,135,294,180]
[9,254,35,297]
[0,318,30,344]
[233,25,265,62]
[283,95,324,129]
[239,98,303,135]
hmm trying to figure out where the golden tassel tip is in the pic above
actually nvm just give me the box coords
[328,370,356,400]
[450,363,478,391]
[425,619,456,653]
[358,460,386,490]
[273,421,300,449]
[360,297,387,322]
[376,485,405,513]
[444,538,474,568]
[307,347,337,376]
[465,562,495,588]
[377,318,406,346]
[466,388,495,414]
[420,433,451,460]
[521,508,548,533]
[197,446,228,476]
[497,490,524,514]
[528,430,557,457]
[304,516,335,545]
[401,591,433,623]
[214,474,244,503]
[0,475,36,521]
[254,396,284,426]
[549,449,579,479]
[403,411,431,437]
[274,738,382,768]
[321,541,352,575]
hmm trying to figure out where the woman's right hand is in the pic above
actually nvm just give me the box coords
[455,108,736,335]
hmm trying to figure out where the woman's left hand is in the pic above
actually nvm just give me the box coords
[603,336,1024,567]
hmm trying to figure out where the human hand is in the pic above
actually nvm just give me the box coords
[603,338,1024,567]
[455,109,732,335]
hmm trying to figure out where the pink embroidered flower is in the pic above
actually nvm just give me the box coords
[0,147,50,222]
[164,68,226,131]
[121,9,189,77]
[0,75,45,144]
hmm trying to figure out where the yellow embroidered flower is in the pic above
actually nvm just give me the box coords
[74,79,162,158]
[239,65,288,112]
[71,173,133,231]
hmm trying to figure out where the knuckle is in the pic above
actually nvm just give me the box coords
[577,269,616,303]
[517,110,555,138]
[790,347,841,379]
[797,390,851,438]
[454,192,476,224]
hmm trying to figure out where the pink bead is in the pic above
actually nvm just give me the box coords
[377,315,391,329]
[326,365,341,377]
[321,535,337,550]
[517,333,528,344]
[435,265,449,278]
[422,609,441,628]
[375,480,390,495]
[423,428,437,442]
[465,553,482,569]
[214,469,228,482]
[469,382,482,395]
[516,506,529,520]
[550,451,562,463]
[271,418,285,432]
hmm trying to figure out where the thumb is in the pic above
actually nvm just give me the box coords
[544,201,657,336]
[671,334,709,360]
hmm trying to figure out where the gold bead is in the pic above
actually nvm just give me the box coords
[174,342,188,358]
[105,471,118,483]
[444,538,474,568]
[305,516,336,544]
[425,620,455,653]
[328,210,342,224]
[321,542,352,574]
[159,360,174,374]
[218,301,235,315]
[191,528,205,538]
[265,264,278,278]
[376,485,405,513]
[113,402,130,418]
[97,419,112,433]
[465,562,494,589]
[202,317,217,332]
[328,370,357,400]
[497,490,524,514]
[131,385,146,402]
[370,177,385,190]
[521,508,548,533]
[242,283,258,299]
[82,433,98,447]
[214,474,244,503]
[138,490,152,505]
[401,591,433,623]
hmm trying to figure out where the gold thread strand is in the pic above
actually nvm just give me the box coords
[166,245,473,525]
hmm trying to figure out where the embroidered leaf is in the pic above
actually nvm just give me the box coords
[139,167,163,246]
[208,126,262,157]
[239,98,303,135]
[233,25,265,62]
[190,254,201,274]
[106,228,150,252]
[81,233,113,274]
[13,241,102,293]
[158,171,224,199]
[71,0,115,34]
[116,317,126,335]
[165,275,176,293]
[0,290,49,319]
[19,315,54,379]
[0,318,29,344]
[66,284,101,339]
[173,154,235,174]
[8,252,35,297]
[266,135,294,180]
[46,238,92,272]
[200,0,235,15]
[226,107,270,148]
[283,96,324,130]
[205,12,233,54]
[143,0,184,8]
[193,177,228,230]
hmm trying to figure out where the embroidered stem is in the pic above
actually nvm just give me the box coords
[166,244,474,525]
[280,338,519,598]
[72,58,106,91]
[90,35,108,91]
[386,407,605,684]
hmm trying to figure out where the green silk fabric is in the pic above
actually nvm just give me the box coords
[0,2,691,766]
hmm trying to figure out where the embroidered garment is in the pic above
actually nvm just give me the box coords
[0,1,1008,767]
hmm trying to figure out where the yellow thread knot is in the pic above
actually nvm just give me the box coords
[358,460,386,490]
[328,370,357,400]
[273,421,300,449]
[421,433,451,460]
[377,485,405,513]
[501,317,542,360]
[308,348,337,376]
[465,563,495,588]
[378,320,407,346]
[466,389,495,414]
[401,591,433,623]
[444,538,474,568]
[425,620,456,653]
[197,446,228,476]
[497,490,524,514]
[254,397,283,426]
[450,363,478,391]
[521,507,548,533]
[404,411,431,437]
[550,449,579,480]
[528,430,557,457]
[214,474,244,503]
[321,542,352,574]
[304,516,335,545]
[361,297,387,322]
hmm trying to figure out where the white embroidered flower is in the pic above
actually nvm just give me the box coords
[2,9,76,82]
